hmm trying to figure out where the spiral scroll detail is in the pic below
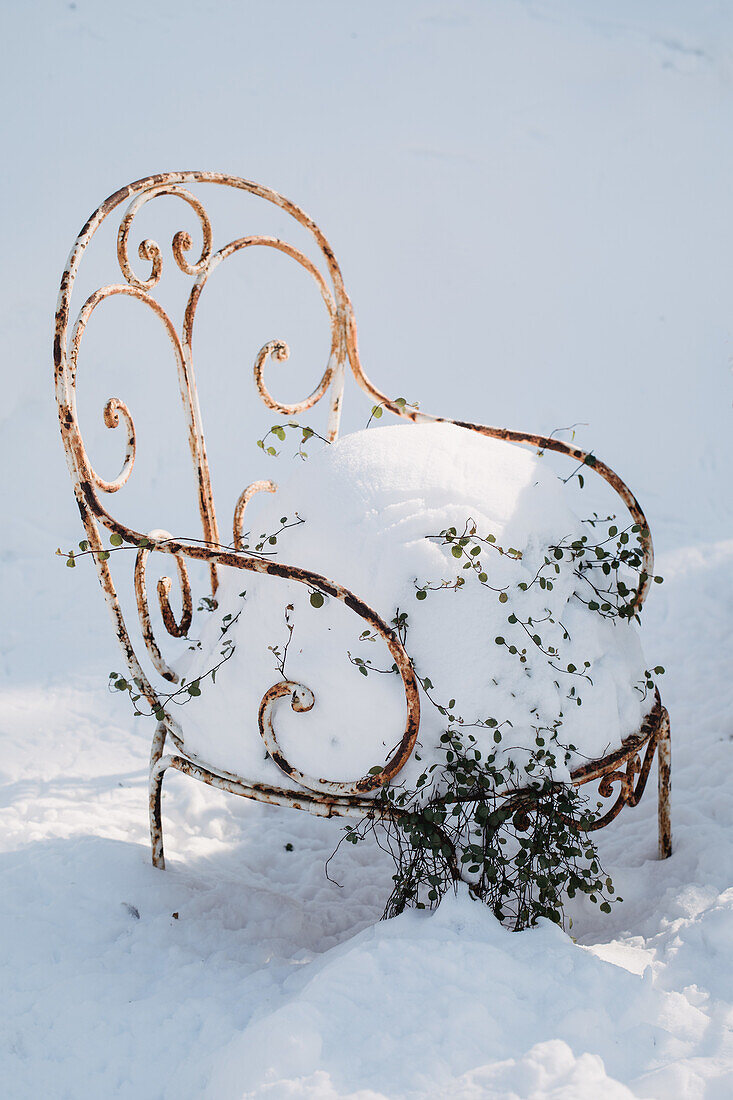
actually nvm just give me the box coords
[134,531,192,682]
[233,480,278,550]
[117,186,213,290]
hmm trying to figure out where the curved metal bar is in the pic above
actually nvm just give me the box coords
[258,679,374,797]
[181,235,340,421]
[92,397,136,494]
[149,748,458,874]
[68,284,179,482]
[571,690,662,787]
[508,692,664,835]
[570,692,662,831]
[343,309,654,611]
[157,564,193,639]
[117,185,213,290]
[68,281,221,594]
[134,530,192,683]
[253,339,338,417]
[233,479,277,549]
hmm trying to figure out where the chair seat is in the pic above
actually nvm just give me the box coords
[178,422,654,793]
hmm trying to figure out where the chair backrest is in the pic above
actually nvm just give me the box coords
[55,172,361,567]
[53,175,355,701]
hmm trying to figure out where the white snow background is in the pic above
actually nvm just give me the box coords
[2,1,733,1097]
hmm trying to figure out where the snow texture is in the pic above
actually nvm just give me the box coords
[3,1,733,1097]
[183,423,651,789]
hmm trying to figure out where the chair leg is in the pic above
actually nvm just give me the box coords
[149,723,167,870]
[657,708,672,859]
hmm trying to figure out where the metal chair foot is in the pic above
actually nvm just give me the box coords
[149,724,167,870]
[657,708,672,859]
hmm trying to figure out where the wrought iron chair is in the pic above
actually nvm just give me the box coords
[54,172,671,872]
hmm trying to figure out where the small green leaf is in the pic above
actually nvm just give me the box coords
[310,591,325,608]
[110,532,124,547]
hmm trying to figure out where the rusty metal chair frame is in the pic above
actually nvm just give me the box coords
[54,172,671,876]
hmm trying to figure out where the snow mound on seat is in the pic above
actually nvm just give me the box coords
[180,423,651,791]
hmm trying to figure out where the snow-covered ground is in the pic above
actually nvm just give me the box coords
[2,1,733,1096]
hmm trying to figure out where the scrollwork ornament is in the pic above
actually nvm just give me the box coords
[258,679,392,798]
[598,755,641,802]
[253,339,336,417]
[233,480,278,549]
[93,397,136,493]
[68,283,191,499]
[134,530,193,682]
[117,186,213,290]
[181,234,342,423]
